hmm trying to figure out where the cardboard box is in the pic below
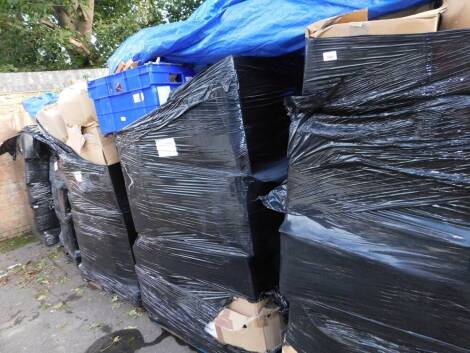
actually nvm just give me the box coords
[37,103,68,143]
[57,81,98,127]
[306,1,447,38]
[66,125,119,165]
[282,346,298,353]
[441,0,470,29]
[209,297,284,353]
[36,81,120,166]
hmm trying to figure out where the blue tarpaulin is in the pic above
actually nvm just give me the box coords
[22,92,59,119]
[108,0,431,73]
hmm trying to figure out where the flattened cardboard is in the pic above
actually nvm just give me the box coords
[37,103,68,143]
[58,81,98,127]
[0,105,35,145]
[0,116,16,145]
[211,298,284,353]
[306,1,447,38]
[441,0,470,29]
[80,126,120,165]
[65,125,86,153]
[282,346,298,353]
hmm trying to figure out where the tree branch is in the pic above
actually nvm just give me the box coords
[39,19,58,30]
[68,37,91,56]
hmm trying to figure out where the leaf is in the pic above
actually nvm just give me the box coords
[72,287,85,296]
[89,322,102,330]
[127,309,140,319]
[36,294,47,301]
[53,301,65,310]
[111,295,119,303]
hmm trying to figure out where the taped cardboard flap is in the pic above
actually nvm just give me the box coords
[307,0,447,38]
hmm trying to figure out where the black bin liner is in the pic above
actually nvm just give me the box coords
[49,155,80,263]
[117,55,303,351]
[24,126,140,305]
[19,134,60,246]
[280,29,470,353]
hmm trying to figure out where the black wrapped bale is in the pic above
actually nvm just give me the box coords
[19,134,60,246]
[49,155,80,263]
[280,30,470,353]
[24,126,140,304]
[59,153,140,304]
[117,55,303,352]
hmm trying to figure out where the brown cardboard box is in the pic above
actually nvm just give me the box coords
[65,125,119,165]
[210,298,284,353]
[37,103,68,143]
[441,0,470,29]
[378,2,435,20]
[282,346,298,353]
[37,81,121,165]
[57,81,98,127]
[306,1,447,38]
[81,126,119,165]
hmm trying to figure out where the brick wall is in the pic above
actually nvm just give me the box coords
[0,154,33,240]
[0,68,106,241]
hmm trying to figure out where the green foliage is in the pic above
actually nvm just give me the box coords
[0,0,203,72]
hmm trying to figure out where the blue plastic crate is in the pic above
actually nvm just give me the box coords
[88,63,194,134]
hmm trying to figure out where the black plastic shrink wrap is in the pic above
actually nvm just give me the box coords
[116,55,303,352]
[24,126,140,304]
[0,137,18,157]
[279,30,470,353]
[49,155,80,263]
[19,134,60,246]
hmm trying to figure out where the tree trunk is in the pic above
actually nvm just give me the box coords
[53,0,94,38]
[75,0,94,37]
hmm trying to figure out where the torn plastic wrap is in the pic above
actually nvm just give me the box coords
[0,137,17,157]
[24,126,140,305]
[49,154,80,264]
[19,134,60,247]
[117,55,303,352]
[281,29,470,353]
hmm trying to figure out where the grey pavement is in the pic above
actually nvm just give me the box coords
[0,241,197,353]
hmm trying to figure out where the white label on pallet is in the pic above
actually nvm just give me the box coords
[133,92,144,104]
[73,171,83,183]
[323,51,338,62]
[155,138,178,158]
[157,86,171,105]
